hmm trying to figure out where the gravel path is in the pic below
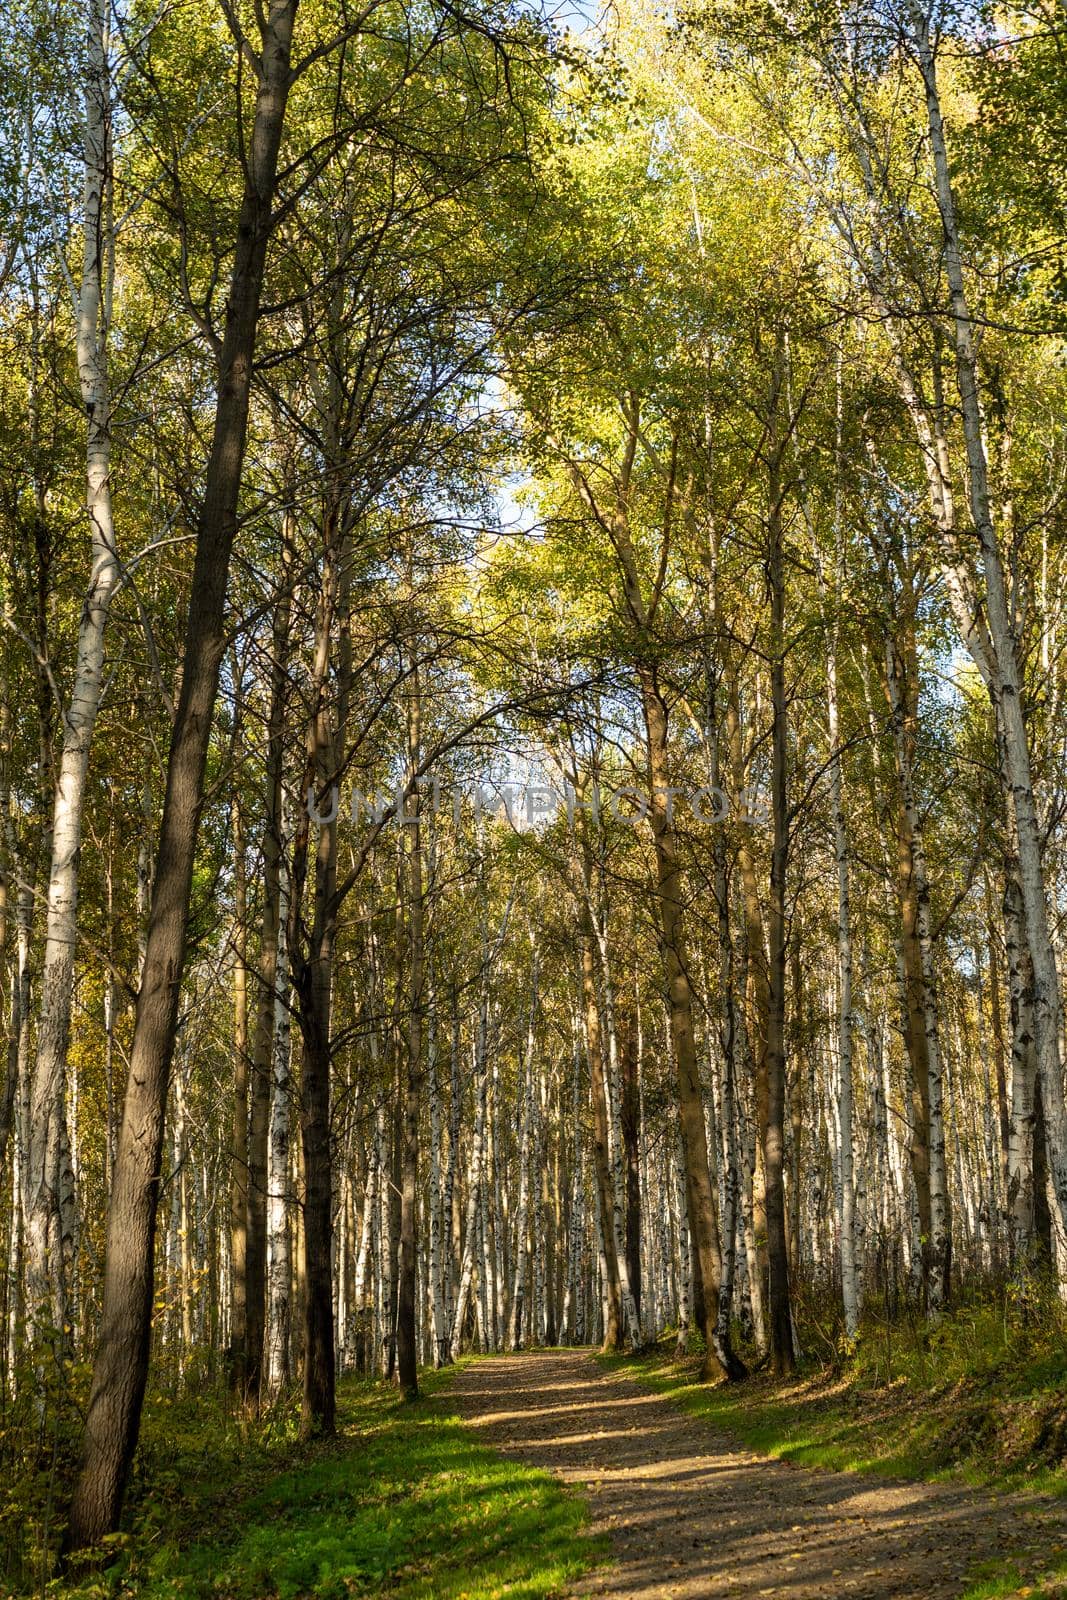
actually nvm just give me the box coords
[450,1349,1067,1599]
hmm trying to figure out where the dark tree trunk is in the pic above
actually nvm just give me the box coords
[1033,1078,1054,1265]
[64,7,298,1551]
[287,480,352,1437]
[299,1013,335,1435]
[643,675,744,1381]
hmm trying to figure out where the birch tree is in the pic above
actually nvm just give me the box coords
[25,0,121,1350]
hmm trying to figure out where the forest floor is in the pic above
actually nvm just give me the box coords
[451,1348,1067,1600]
[35,1369,596,1600]
[22,1327,1067,1600]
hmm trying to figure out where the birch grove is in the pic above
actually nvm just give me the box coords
[3,0,1067,1578]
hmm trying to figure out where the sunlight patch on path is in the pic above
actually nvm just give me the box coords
[450,1349,1067,1600]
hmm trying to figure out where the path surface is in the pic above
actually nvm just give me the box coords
[451,1350,1067,1599]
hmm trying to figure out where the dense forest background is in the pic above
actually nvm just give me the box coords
[3,0,1067,1582]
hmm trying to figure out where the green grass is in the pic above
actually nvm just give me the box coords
[13,1300,1066,1600]
[53,1367,601,1600]
[604,1299,1067,1495]
[958,1558,1045,1600]
[603,1349,1067,1600]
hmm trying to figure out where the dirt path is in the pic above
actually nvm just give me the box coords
[450,1349,1067,1599]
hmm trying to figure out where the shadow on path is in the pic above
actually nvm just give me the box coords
[451,1349,1067,1599]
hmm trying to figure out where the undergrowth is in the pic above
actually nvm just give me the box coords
[603,1280,1067,1599]
[4,1365,599,1600]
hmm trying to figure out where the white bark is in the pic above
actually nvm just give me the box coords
[266,846,292,1393]
[450,1034,489,1360]
[490,1055,505,1347]
[378,1083,396,1376]
[671,1123,691,1355]
[1003,860,1039,1266]
[507,957,538,1350]
[26,0,121,1343]
[442,1005,462,1326]
[594,926,641,1350]
[886,636,950,1309]
[737,1038,767,1352]
[816,458,860,1335]
[426,985,449,1365]
[562,1016,584,1342]
[907,7,1067,1248]
[532,1061,548,1342]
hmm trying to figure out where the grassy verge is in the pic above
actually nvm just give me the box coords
[44,1366,600,1600]
[600,1297,1067,1600]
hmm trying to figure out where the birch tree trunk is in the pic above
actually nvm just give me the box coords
[563,1018,584,1343]
[726,680,771,1337]
[290,661,339,1432]
[352,1096,383,1372]
[826,588,859,1336]
[450,1031,489,1359]
[908,7,1067,1244]
[381,1100,399,1376]
[442,998,462,1327]
[0,857,30,1184]
[507,956,538,1350]
[886,629,951,1310]
[478,1109,494,1350]
[737,1036,766,1353]
[764,370,796,1376]
[983,875,1012,1259]
[643,675,743,1378]
[26,0,121,1349]
[228,794,249,1391]
[288,451,359,1430]
[670,1123,692,1355]
[587,900,641,1348]
[396,663,425,1401]
[619,1011,642,1331]
[1003,849,1039,1266]
[426,981,450,1365]
[266,823,292,1395]
[247,528,292,1399]
[581,928,625,1349]
[485,1059,503,1349]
